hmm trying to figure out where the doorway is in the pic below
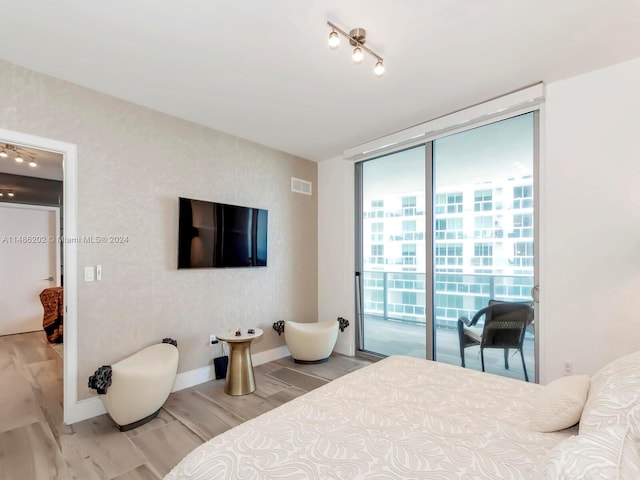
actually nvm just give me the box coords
[356,112,538,381]
[0,127,78,423]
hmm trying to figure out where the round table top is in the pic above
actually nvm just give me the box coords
[215,327,264,343]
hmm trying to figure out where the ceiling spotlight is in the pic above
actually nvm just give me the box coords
[29,160,37,167]
[15,154,23,163]
[0,149,7,158]
[0,192,3,197]
[352,47,364,64]
[327,21,385,77]
[8,191,14,197]
[328,30,340,49]
[374,60,385,77]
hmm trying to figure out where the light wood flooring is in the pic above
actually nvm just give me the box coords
[0,331,373,480]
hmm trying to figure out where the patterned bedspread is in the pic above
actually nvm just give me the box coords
[165,356,575,479]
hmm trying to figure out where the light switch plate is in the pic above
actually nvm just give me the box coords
[84,266,94,282]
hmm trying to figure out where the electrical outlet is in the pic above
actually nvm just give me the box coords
[210,334,218,345]
[561,360,574,376]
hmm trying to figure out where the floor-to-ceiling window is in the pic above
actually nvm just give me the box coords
[356,112,537,381]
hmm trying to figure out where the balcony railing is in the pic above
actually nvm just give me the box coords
[360,270,536,380]
[362,270,534,329]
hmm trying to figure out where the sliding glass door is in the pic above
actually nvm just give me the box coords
[356,112,538,381]
[432,113,536,380]
[357,146,426,357]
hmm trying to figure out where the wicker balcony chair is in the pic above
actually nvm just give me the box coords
[457,300,534,381]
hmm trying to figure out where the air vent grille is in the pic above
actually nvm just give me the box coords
[291,177,312,196]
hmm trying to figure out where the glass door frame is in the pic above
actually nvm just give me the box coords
[354,109,541,383]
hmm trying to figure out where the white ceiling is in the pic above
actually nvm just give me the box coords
[0,0,639,162]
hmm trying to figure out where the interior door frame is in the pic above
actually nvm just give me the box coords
[0,127,79,423]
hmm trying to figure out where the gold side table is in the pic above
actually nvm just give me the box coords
[215,328,263,395]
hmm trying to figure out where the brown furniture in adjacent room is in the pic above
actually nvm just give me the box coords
[39,286,63,343]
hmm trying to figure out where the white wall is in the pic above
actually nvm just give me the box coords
[318,57,640,381]
[318,155,355,355]
[540,57,640,382]
[0,59,318,402]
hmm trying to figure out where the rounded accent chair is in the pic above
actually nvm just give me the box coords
[88,339,179,431]
[284,320,339,364]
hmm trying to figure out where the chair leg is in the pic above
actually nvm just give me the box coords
[461,351,466,368]
[480,348,486,372]
[520,349,529,382]
[504,348,510,370]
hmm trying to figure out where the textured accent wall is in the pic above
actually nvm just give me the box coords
[0,59,317,400]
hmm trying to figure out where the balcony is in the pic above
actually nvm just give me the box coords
[360,271,535,381]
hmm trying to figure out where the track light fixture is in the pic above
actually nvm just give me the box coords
[0,143,38,169]
[327,21,385,77]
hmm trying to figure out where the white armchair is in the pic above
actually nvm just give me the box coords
[272,318,348,364]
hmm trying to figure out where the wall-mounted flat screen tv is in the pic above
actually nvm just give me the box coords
[178,197,268,268]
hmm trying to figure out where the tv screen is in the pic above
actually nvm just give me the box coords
[178,197,268,268]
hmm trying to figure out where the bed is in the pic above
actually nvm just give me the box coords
[165,353,640,479]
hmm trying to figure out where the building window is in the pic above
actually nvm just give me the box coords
[435,217,463,240]
[474,215,493,238]
[401,196,417,216]
[435,192,463,214]
[474,189,493,212]
[511,241,534,267]
[370,222,384,242]
[435,243,463,268]
[402,243,416,265]
[513,185,533,209]
[511,213,533,238]
[473,242,493,266]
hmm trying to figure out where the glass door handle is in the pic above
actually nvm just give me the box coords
[41,276,54,281]
[531,285,540,303]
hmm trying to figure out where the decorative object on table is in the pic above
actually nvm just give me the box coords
[39,286,64,343]
[248,328,255,334]
[235,329,241,336]
[87,338,179,431]
[272,317,350,364]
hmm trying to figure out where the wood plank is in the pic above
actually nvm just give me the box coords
[162,389,244,441]
[129,420,203,478]
[267,367,329,391]
[252,367,295,397]
[58,414,146,480]
[23,357,74,440]
[192,380,281,421]
[0,363,42,434]
[12,332,60,365]
[124,408,176,439]
[110,464,160,480]
[0,421,71,480]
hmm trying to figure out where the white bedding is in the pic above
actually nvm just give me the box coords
[165,356,576,479]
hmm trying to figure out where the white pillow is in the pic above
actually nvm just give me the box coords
[531,375,590,432]
[538,426,640,480]
[580,350,640,436]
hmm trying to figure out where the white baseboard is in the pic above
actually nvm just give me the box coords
[66,345,291,424]
[172,364,216,392]
[66,397,107,425]
[252,345,290,366]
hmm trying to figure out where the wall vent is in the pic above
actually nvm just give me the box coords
[291,177,312,196]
